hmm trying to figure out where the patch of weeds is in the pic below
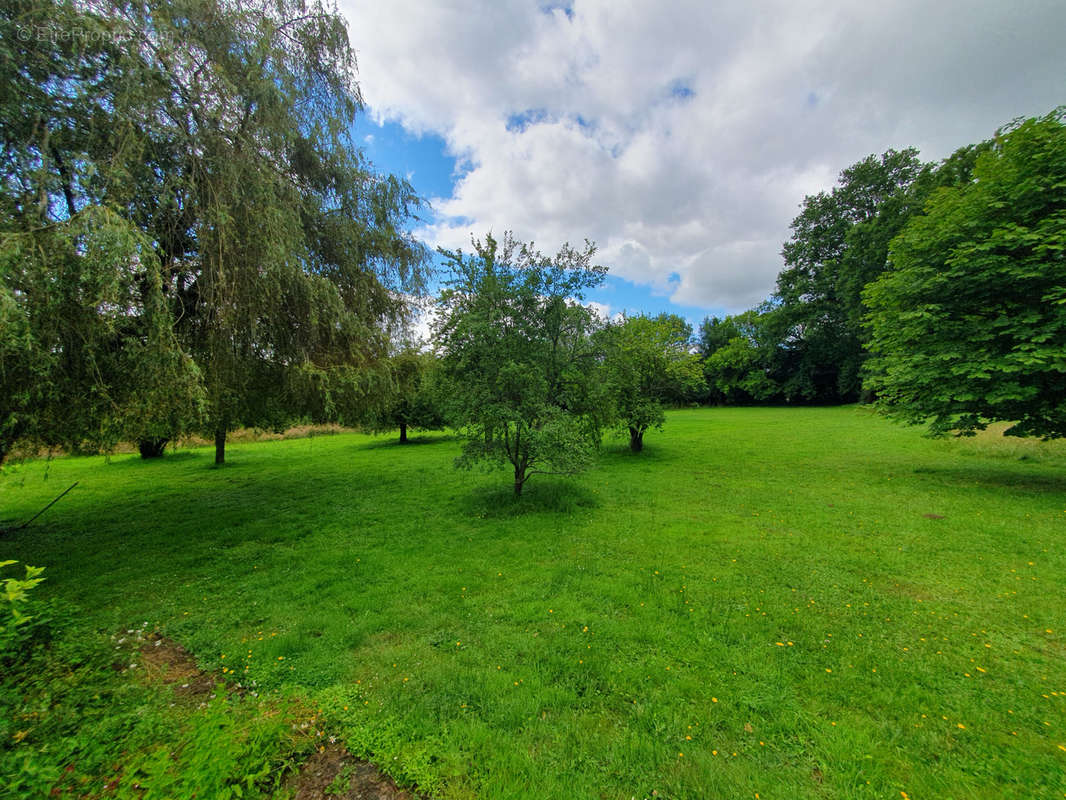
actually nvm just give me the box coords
[0,562,318,799]
[121,691,312,800]
[325,764,357,795]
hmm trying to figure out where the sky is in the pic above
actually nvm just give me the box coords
[339,0,1066,329]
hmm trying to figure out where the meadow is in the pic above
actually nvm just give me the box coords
[2,406,1065,799]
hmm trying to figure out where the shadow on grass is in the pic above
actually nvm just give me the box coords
[597,441,683,469]
[913,465,1066,494]
[354,433,456,451]
[107,450,206,468]
[460,478,601,519]
[5,454,381,556]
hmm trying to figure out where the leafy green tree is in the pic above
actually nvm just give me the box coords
[777,149,933,401]
[0,1,205,465]
[600,314,705,451]
[864,110,1066,439]
[0,0,428,466]
[367,350,446,443]
[774,144,994,405]
[126,0,428,463]
[697,316,740,359]
[0,207,204,466]
[702,306,784,404]
[435,232,606,496]
[697,315,742,404]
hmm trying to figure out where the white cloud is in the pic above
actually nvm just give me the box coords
[585,300,613,323]
[340,0,1066,313]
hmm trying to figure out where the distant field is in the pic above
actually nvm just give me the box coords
[2,407,1065,799]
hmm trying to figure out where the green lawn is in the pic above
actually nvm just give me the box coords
[3,407,1065,799]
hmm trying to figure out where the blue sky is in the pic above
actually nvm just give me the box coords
[352,117,458,202]
[341,0,1066,334]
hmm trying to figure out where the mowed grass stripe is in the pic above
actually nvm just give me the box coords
[2,407,1064,799]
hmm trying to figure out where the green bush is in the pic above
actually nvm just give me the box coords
[0,560,48,663]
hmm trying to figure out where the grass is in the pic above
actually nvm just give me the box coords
[2,406,1065,799]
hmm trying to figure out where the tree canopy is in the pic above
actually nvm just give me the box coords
[599,314,704,451]
[864,110,1066,439]
[775,148,932,402]
[700,304,784,404]
[366,350,446,444]
[434,232,606,496]
[0,0,428,466]
[695,139,994,410]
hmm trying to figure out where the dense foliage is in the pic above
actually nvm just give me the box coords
[599,314,705,450]
[366,349,446,443]
[0,0,428,466]
[696,132,1006,411]
[435,233,606,495]
[865,110,1066,438]
[775,149,932,402]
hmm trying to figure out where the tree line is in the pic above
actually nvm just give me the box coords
[696,110,1065,442]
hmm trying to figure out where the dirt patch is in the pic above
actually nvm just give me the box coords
[284,744,420,800]
[138,633,218,699]
[135,632,422,798]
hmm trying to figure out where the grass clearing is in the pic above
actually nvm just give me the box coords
[2,407,1065,798]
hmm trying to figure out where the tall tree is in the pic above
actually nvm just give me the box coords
[599,314,704,451]
[0,0,203,465]
[865,110,1066,439]
[0,0,428,466]
[701,304,785,405]
[366,350,446,444]
[697,316,740,360]
[777,149,932,402]
[124,0,428,463]
[435,232,606,496]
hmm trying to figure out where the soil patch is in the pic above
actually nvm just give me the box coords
[136,632,423,798]
[138,632,219,699]
[284,744,420,800]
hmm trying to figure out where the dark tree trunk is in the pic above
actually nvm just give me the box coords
[50,144,77,219]
[629,427,644,452]
[214,428,226,465]
[138,438,169,459]
[513,464,525,496]
[399,422,408,444]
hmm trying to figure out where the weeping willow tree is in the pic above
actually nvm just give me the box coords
[1,0,428,466]
[1,0,205,464]
[0,208,203,464]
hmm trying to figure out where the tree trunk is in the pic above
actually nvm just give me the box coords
[214,428,227,465]
[629,427,644,452]
[399,422,408,444]
[513,464,525,496]
[138,438,169,459]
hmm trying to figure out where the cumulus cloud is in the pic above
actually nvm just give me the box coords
[340,0,1066,313]
[585,300,615,323]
